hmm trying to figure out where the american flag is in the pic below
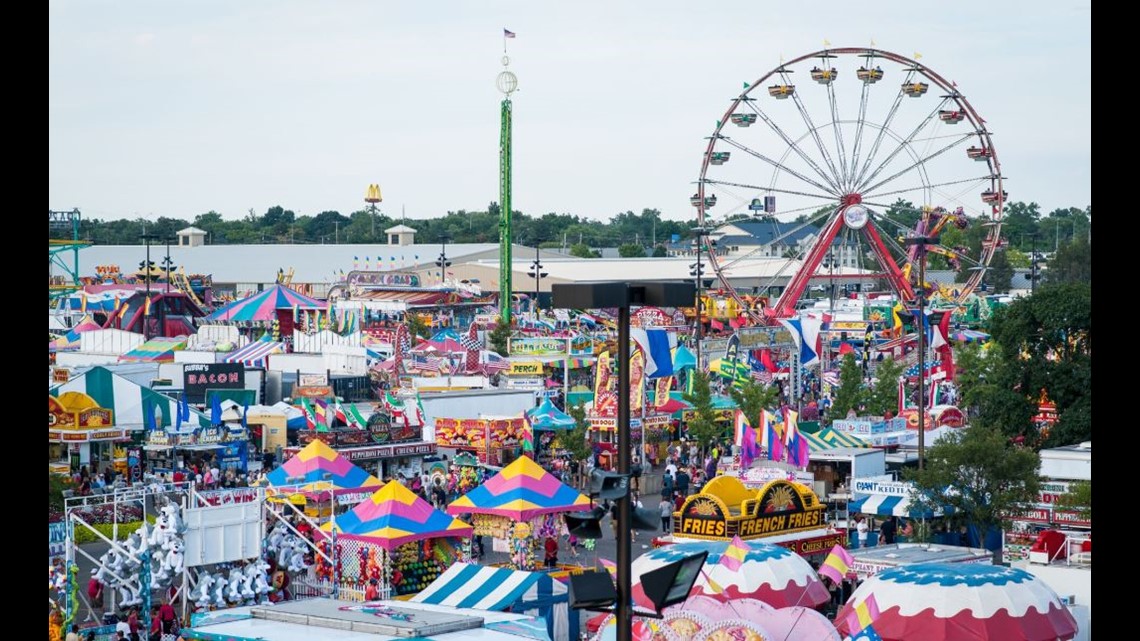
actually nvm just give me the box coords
[411,354,443,372]
[480,351,510,375]
[752,371,773,383]
[822,371,841,387]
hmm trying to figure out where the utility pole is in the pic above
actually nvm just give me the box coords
[335,220,340,244]
[689,227,711,370]
[1030,232,1039,295]
[140,233,159,339]
[904,232,938,470]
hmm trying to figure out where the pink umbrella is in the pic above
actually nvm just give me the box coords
[630,540,829,609]
[835,563,1079,641]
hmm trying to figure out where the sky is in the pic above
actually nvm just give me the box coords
[49,1,1091,225]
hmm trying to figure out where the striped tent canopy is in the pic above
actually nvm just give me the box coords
[265,439,381,491]
[849,494,949,519]
[51,366,210,430]
[207,284,324,322]
[224,339,285,367]
[802,427,871,452]
[411,563,572,641]
[447,455,590,521]
[322,480,472,549]
[118,336,188,363]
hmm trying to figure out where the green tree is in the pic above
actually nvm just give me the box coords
[682,370,724,450]
[986,249,1014,293]
[729,378,779,427]
[1005,248,1031,268]
[559,404,595,465]
[866,357,905,416]
[406,313,430,340]
[570,243,600,258]
[829,353,867,420]
[905,424,1041,558]
[1045,237,1091,286]
[652,245,668,258]
[987,283,1092,445]
[618,243,646,258]
[488,317,511,356]
[1054,480,1091,521]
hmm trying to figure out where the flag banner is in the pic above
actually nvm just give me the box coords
[818,545,854,584]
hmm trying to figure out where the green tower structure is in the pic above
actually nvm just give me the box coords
[497,56,518,325]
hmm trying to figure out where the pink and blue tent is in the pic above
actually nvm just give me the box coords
[265,440,381,491]
[207,284,324,322]
[447,455,590,521]
[321,480,472,549]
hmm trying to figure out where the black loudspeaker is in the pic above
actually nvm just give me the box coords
[631,507,661,532]
[640,550,709,613]
[568,569,618,611]
[565,506,607,540]
[589,469,630,500]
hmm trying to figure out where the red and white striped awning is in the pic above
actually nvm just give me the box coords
[224,340,285,367]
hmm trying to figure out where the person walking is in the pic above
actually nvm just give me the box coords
[659,496,673,532]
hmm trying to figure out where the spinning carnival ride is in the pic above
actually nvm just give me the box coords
[693,47,1005,322]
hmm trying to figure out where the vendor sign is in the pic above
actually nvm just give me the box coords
[776,531,848,557]
[183,363,245,403]
[508,361,544,376]
[675,478,826,541]
[509,337,568,356]
[435,417,527,450]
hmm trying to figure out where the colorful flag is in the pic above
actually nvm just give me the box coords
[849,625,883,641]
[503,28,516,38]
[817,545,854,584]
[718,535,750,572]
[846,594,881,635]
[630,328,676,378]
[767,413,785,463]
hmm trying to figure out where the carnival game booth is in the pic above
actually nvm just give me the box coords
[435,416,529,467]
[412,563,576,641]
[667,477,847,563]
[264,440,383,519]
[835,563,1078,641]
[317,480,473,599]
[48,393,131,474]
[447,456,591,571]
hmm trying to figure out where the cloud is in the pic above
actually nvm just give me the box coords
[134,33,156,47]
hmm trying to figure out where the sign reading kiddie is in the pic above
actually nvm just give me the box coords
[674,477,826,541]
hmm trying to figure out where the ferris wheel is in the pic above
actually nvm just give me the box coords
[693,47,1005,322]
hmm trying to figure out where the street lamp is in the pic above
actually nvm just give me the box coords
[436,234,452,285]
[162,236,176,293]
[903,233,938,470]
[822,245,836,314]
[140,233,159,339]
[553,281,695,641]
[527,244,547,311]
[688,227,712,370]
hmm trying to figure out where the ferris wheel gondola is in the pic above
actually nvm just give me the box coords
[694,47,1005,322]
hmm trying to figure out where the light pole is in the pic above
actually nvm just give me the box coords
[140,233,158,339]
[904,233,938,470]
[553,281,695,641]
[162,236,175,293]
[527,244,547,312]
[436,234,452,285]
[689,227,711,371]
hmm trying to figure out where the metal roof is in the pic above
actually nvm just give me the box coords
[76,243,525,284]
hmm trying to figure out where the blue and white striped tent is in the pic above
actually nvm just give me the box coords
[411,563,575,641]
[849,494,948,519]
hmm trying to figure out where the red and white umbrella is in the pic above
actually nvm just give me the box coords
[630,540,829,609]
[835,562,1079,641]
